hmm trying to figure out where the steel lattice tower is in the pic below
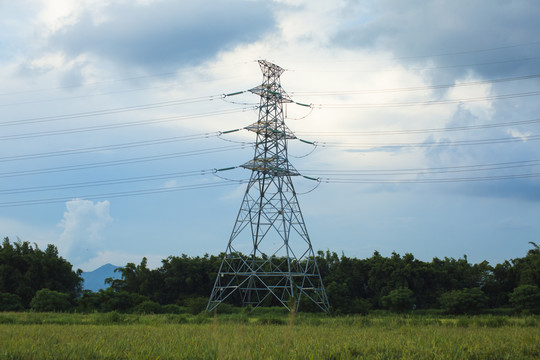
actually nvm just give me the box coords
[207,60,329,313]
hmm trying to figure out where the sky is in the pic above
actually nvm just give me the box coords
[1,0,539,271]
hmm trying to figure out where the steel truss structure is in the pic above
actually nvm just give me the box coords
[207,60,329,313]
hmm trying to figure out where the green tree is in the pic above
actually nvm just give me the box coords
[381,287,415,312]
[134,300,163,314]
[484,260,518,307]
[184,296,210,314]
[439,288,488,315]
[0,292,24,311]
[52,243,540,314]
[76,290,102,313]
[108,254,221,306]
[515,242,540,287]
[30,288,72,312]
[325,281,353,314]
[98,288,147,313]
[0,237,82,307]
[509,284,540,314]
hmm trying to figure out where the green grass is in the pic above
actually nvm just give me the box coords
[1,312,539,359]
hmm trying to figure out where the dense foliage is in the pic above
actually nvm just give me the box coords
[30,289,72,312]
[0,237,82,310]
[80,242,539,314]
[1,235,539,314]
[439,288,488,315]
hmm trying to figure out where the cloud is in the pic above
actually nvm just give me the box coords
[48,0,276,70]
[420,103,540,201]
[58,199,113,266]
[333,0,540,80]
[163,179,179,188]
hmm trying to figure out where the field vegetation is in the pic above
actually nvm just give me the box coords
[1,311,539,359]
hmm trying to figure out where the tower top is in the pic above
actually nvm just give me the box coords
[250,59,293,103]
[258,59,286,77]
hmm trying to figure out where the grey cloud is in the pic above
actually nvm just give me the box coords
[332,0,540,201]
[422,104,540,201]
[59,65,85,88]
[49,0,275,70]
[455,176,540,202]
[334,0,540,81]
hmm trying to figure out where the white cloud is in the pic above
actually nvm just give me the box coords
[163,179,179,188]
[35,0,112,33]
[507,128,532,141]
[58,198,113,266]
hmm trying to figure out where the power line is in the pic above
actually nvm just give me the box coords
[0,181,247,208]
[0,83,174,108]
[7,157,538,196]
[301,158,540,176]
[291,73,540,97]
[313,90,540,109]
[287,40,540,65]
[0,144,247,178]
[291,55,540,74]
[0,62,251,98]
[317,134,540,149]
[0,169,215,195]
[1,95,223,127]
[385,40,540,61]
[296,118,540,137]
[301,158,540,184]
[0,108,254,141]
[5,41,539,98]
[0,133,220,162]
[319,172,540,184]
[0,71,178,97]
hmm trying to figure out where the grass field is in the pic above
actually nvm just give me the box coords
[1,312,539,359]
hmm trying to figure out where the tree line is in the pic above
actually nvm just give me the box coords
[1,236,539,314]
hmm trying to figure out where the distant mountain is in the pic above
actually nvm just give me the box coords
[81,263,121,292]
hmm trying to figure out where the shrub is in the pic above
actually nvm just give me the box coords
[215,302,237,314]
[134,300,162,314]
[96,311,124,324]
[162,304,186,314]
[249,306,288,316]
[30,289,72,312]
[474,315,509,328]
[439,288,488,315]
[0,314,15,323]
[0,293,24,311]
[509,285,540,314]
[165,314,189,324]
[349,298,372,315]
[76,291,101,313]
[184,297,209,314]
[381,287,415,312]
[257,315,286,325]
[99,289,147,313]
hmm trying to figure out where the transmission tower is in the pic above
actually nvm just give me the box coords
[207,60,329,313]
